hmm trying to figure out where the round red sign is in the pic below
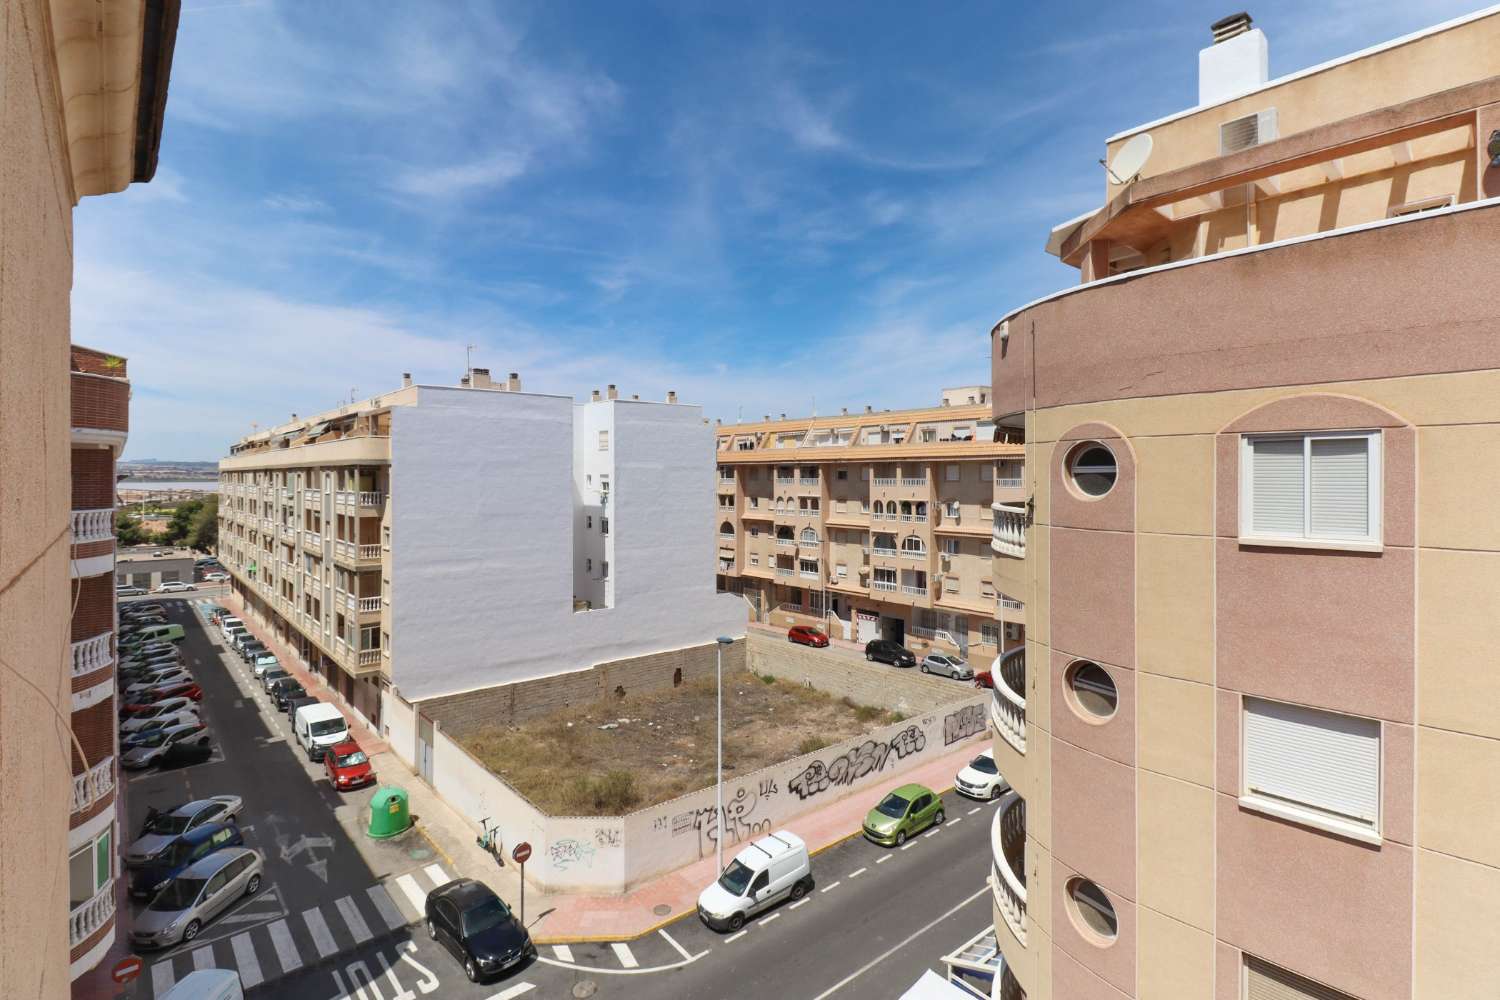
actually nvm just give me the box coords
[112,956,144,984]
[511,841,532,864]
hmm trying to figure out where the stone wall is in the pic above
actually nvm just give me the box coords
[745,629,967,715]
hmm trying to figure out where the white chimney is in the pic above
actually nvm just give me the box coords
[401,372,412,388]
[469,368,493,389]
[506,372,521,391]
[607,384,619,400]
[1199,12,1267,106]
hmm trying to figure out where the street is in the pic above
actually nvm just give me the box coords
[121,593,1000,999]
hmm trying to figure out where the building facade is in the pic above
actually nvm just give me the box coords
[0,3,177,996]
[217,370,743,730]
[116,546,195,591]
[713,391,1025,661]
[988,10,1500,1000]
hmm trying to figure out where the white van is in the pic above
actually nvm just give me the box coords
[696,830,810,932]
[294,703,350,760]
[161,970,242,1000]
[219,616,244,638]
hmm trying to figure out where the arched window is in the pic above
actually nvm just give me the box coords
[775,497,785,512]
[900,500,913,516]
[800,528,818,545]
[777,526,795,541]
[902,535,926,554]
[719,521,734,536]
[914,501,927,518]
[874,533,897,552]
[873,500,885,516]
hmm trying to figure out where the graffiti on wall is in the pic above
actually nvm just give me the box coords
[943,703,986,745]
[667,785,772,859]
[787,725,926,801]
[548,837,597,871]
[594,827,622,849]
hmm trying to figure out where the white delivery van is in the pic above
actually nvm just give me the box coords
[696,830,810,932]
[294,703,350,760]
[161,969,243,1000]
[219,616,244,640]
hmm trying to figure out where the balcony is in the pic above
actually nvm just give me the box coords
[357,648,380,666]
[70,369,129,441]
[776,567,795,577]
[799,570,819,579]
[798,476,819,487]
[899,584,927,595]
[358,491,385,508]
[360,544,380,560]
[358,596,381,613]
[900,477,927,487]
[871,579,898,592]
[71,756,114,814]
[71,633,114,678]
[69,878,116,949]
[872,477,898,487]
[872,546,898,557]
[991,647,1026,754]
[991,792,1027,946]
[70,508,114,544]
[305,531,323,549]
[775,537,796,548]
[992,503,1027,558]
[901,548,927,560]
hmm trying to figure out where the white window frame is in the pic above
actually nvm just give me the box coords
[598,430,609,451]
[1238,430,1382,552]
[945,463,960,482]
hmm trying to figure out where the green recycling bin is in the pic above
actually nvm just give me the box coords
[368,786,411,839]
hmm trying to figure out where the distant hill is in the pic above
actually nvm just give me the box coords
[119,460,219,481]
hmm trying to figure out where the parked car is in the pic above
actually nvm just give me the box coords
[125,670,194,697]
[294,702,350,760]
[259,668,290,693]
[153,581,197,594]
[697,830,811,933]
[117,585,147,597]
[121,687,201,717]
[124,624,186,647]
[285,695,319,721]
[129,822,246,902]
[954,748,1009,801]
[425,878,536,982]
[218,616,244,637]
[119,698,196,730]
[125,797,244,867]
[157,733,216,769]
[120,618,168,633]
[271,680,306,711]
[864,639,916,668]
[971,668,993,690]
[787,625,829,648]
[251,655,280,679]
[204,572,230,583]
[123,721,206,757]
[238,640,269,662]
[126,602,167,615]
[131,846,262,946]
[920,652,974,681]
[862,783,944,846]
[324,739,375,790]
[229,631,257,655]
[120,707,200,737]
[119,654,181,676]
[119,666,186,691]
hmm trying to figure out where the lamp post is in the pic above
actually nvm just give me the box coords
[715,635,734,873]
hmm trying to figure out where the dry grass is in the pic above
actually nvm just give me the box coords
[460,671,905,816]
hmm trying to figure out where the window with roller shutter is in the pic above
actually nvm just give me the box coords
[1242,697,1381,841]
[1239,431,1381,547]
[1244,956,1358,1000]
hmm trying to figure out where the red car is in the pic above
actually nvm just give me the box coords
[972,670,994,690]
[324,740,375,791]
[787,625,829,648]
[119,682,203,715]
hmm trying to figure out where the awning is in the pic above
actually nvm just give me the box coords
[898,970,979,1000]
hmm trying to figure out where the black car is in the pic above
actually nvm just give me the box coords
[157,734,215,768]
[285,695,318,721]
[425,879,535,983]
[239,641,269,662]
[269,678,305,710]
[259,668,289,693]
[864,639,916,668]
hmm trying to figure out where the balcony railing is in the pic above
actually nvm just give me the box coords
[799,477,819,486]
[69,877,116,948]
[898,513,928,522]
[996,476,1023,489]
[775,567,795,576]
[872,579,898,592]
[992,503,1027,558]
[900,584,927,595]
[71,756,114,814]
[70,508,114,544]
[358,596,381,613]
[991,792,1027,946]
[776,538,796,547]
[359,544,380,560]
[999,596,1024,611]
[872,477,898,487]
[901,549,926,560]
[305,531,323,548]
[357,649,381,666]
[991,647,1027,754]
[872,546,898,557]
[358,491,385,507]
[900,477,927,487]
[71,633,114,677]
[799,570,819,579]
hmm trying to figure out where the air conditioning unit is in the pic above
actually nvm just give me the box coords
[1220,108,1277,154]
[1004,623,1023,641]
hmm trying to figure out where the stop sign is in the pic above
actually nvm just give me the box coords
[511,841,532,864]
[112,956,143,984]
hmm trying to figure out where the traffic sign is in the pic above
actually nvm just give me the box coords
[112,956,143,984]
[512,841,532,864]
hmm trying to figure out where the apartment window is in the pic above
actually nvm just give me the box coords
[1068,442,1117,497]
[598,430,610,451]
[945,464,960,482]
[837,469,848,480]
[749,554,759,566]
[901,536,926,554]
[1065,661,1118,721]
[980,622,999,646]
[835,562,847,578]
[69,824,112,907]
[586,516,592,529]
[1242,697,1381,841]
[943,500,960,519]
[836,500,847,514]
[600,560,609,578]
[600,477,609,493]
[749,527,759,537]
[1240,432,1381,547]
[1244,956,1359,1000]
[360,625,380,650]
[920,428,937,442]
[941,538,960,555]
[1065,878,1118,945]
[748,496,759,508]
[800,528,818,545]
[980,464,993,481]
[600,517,609,535]
[860,499,870,513]
[586,558,593,572]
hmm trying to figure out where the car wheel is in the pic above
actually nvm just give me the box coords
[895,830,906,846]
[865,652,873,661]
[245,874,261,896]
[464,958,479,983]
[183,919,201,943]
[933,808,945,825]
[920,663,929,673]
[728,912,745,932]
[790,880,808,901]
[425,918,437,940]
[990,784,1002,801]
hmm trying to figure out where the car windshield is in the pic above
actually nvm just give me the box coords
[461,897,511,935]
[335,751,368,767]
[717,860,755,896]
[875,793,911,818]
[147,811,191,835]
[133,731,170,748]
[148,878,205,911]
[310,719,347,737]
[969,755,998,775]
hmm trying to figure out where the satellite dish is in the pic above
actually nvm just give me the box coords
[1106,132,1154,184]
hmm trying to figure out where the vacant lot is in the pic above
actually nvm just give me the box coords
[460,670,907,816]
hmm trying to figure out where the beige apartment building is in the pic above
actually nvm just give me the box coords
[986,9,1500,1000]
[714,390,1026,661]
[0,2,179,997]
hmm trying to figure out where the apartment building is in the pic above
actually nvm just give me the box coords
[986,10,1500,1000]
[0,4,177,996]
[713,390,1025,660]
[217,371,742,734]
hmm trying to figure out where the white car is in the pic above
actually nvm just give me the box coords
[954,748,1009,801]
[251,655,280,680]
[204,572,230,582]
[121,707,201,736]
[117,585,146,597]
[125,670,193,697]
[153,581,197,594]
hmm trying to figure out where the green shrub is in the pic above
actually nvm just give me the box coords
[853,704,884,723]
[757,672,777,685]
[797,736,829,755]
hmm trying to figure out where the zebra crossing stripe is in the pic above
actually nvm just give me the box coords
[230,932,263,989]
[395,873,428,915]
[423,863,450,888]
[489,983,535,999]
[611,942,639,968]
[551,944,574,962]
[267,918,302,973]
[335,895,374,944]
[150,960,176,997]
[302,907,338,958]
[367,884,407,931]
[191,944,216,972]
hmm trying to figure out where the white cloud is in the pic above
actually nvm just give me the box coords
[388,151,530,199]
[262,193,329,214]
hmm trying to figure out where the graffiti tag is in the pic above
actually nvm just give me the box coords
[788,725,927,801]
[548,838,597,871]
[943,704,986,745]
[668,785,772,859]
[594,827,622,849]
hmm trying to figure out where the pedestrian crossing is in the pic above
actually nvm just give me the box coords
[141,861,454,997]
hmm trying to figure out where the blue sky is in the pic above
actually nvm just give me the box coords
[75,0,1483,460]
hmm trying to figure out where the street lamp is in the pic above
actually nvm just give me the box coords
[715,635,734,873]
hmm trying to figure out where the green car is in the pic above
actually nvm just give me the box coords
[862,783,945,847]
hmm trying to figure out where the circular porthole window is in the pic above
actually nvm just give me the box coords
[1066,878,1119,945]
[1065,661,1118,721]
[1068,443,1117,497]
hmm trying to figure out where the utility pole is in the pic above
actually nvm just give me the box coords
[715,635,733,872]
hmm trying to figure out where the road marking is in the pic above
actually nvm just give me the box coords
[611,942,638,968]
[423,863,450,888]
[759,913,780,926]
[551,944,574,962]
[487,985,535,1000]
[875,856,891,864]
[950,816,963,825]
[924,828,941,838]
[367,884,406,931]
[820,881,842,893]
[658,929,693,962]
[900,841,916,851]
[968,807,981,815]
[810,884,992,1000]
[724,930,748,944]
[302,907,338,958]
[790,898,810,910]
[395,873,427,914]
[191,945,216,971]
[230,931,263,988]
[150,960,176,997]
[847,867,868,879]
[335,895,374,944]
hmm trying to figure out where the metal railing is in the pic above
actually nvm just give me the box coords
[71,633,113,677]
[900,584,927,595]
[775,567,794,576]
[71,756,114,814]
[69,877,117,948]
[996,477,1024,488]
[991,647,1027,754]
[992,503,1027,558]
[999,596,1024,611]
[70,508,114,544]
[991,793,1028,946]
[871,579,898,592]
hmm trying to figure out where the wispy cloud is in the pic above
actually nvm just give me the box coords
[388,151,531,199]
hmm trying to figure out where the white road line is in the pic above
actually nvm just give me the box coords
[266,919,302,973]
[950,816,963,825]
[191,945,216,972]
[335,895,374,944]
[487,984,535,1000]
[423,863,450,888]
[900,841,916,850]
[847,867,868,879]
[151,960,176,997]
[302,907,338,959]
[230,931,263,989]
[924,828,941,838]
[395,873,427,914]
[790,898,810,910]
[810,885,991,1000]
[875,856,891,864]
[968,807,981,815]
[611,942,639,968]
[760,913,781,926]
[367,885,407,932]
[724,930,748,944]
[820,881,842,893]
[551,944,574,962]
[658,928,693,962]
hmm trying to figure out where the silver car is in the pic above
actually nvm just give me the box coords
[920,652,974,680]
[131,847,264,948]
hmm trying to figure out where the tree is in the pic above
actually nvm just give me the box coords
[161,499,201,546]
[115,510,146,547]
[187,494,218,553]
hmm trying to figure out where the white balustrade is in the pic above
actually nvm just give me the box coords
[69,878,117,948]
[871,579,898,592]
[992,503,1027,558]
[991,649,1027,754]
[357,649,380,666]
[71,756,114,814]
[358,596,381,613]
[990,793,1028,946]
[358,491,384,507]
[359,544,380,560]
[70,508,114,544]
[71,633,113,677]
